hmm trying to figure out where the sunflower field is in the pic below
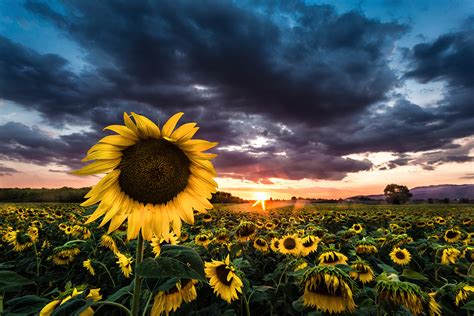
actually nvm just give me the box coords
[1,202,473,315]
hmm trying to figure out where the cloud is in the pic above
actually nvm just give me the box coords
[0,121,97,169]
[0,163,20,176]
[0,1,471,183]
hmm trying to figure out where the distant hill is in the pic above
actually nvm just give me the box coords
[353,184,474,200]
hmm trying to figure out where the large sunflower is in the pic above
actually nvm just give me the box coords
[302,265,357,314]
[204,255,243,303]
[74,112,218,241]
[389,247,411,266]
[375,274,432,315]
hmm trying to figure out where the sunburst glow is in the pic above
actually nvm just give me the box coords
[252,192,268,211]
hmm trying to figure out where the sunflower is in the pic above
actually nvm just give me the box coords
[74,112,218,241]
[318,250,349,266]
[389,247,411,266]
[278,234,303,256]
[355,240,378,255]
[444,228,462,243]
[195,233,212,248]
[5,231,33,252]
[205,255,243,303]
[151,279,198,315]
[253,237,269,252]
[203,213,213,223]
[301,265,357,314]
[440,247,461,265]
[50,248,80,266]
[83,259,96,276]
[150,232,179,257]
[115,252,133,278]
[455,283,474,306]
[300,235,319,256]
[270,237,280,252]
[376,274,429,315]
[235,221,257,243]
[100,234,119,253]
[265,221,276,230]
[351,224,363,234]
[40,287,102,316]
[27,226,39,242]
[349,260,375,284]
[214,229,229,244]
[434,217,446,225]
[427,292,442,316]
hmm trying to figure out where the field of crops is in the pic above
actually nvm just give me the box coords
[1,203,473,315]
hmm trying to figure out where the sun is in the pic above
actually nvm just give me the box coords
[252,192,268,211]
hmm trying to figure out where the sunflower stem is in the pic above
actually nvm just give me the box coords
[93,301,131,315]
[131,233,144,316]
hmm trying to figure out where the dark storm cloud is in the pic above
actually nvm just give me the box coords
[0,121,97,170]
[0,164,20,177]
[20,0,407,126]
[406,17,474,119]
[0,1,472,182]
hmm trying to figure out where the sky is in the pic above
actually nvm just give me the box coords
[0,0,473,200]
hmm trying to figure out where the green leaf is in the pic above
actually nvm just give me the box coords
[292,298,306,312]
[137,245,206,282]
[400,269,428,281]
[377,263,398,274]
[51,296,88,316]
[461,300,474,311]
[0,262,16,269]
[107,284,133,302]
[6,295,49,314]
[0,271,35,292]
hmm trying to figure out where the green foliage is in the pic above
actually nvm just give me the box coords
[384,184,413,204]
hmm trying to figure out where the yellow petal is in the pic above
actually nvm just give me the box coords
[189,159,217,176]
[73,159,121,175]
[179,139,218,152]
[99,192,126,227]
[160,204,171,239]
[103,124,139,140]
[127,203,144,240]
[85,184,120,223]
[131,112,161,139]
[84,169,120,198]
[123,112,139,135]
[170,123,197,142]
[82,150,123,162]
[142,204,155,241]
[98,135,136,147]
[87,143,124,155]
[161,112,184,137]
[107,213,127,234]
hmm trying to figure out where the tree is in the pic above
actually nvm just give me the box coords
[291,196,297,202]
[383,184,412,204]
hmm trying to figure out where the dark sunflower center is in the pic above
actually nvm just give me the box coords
[256,239,266,246]
[446,231,458,239]
[273,241,280,248]
[215,264,233,286]
[354,225,360,230]
[395,251,405,259]
[118,138,190,204]
[283,238,296,250]
[303,239,314,247]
